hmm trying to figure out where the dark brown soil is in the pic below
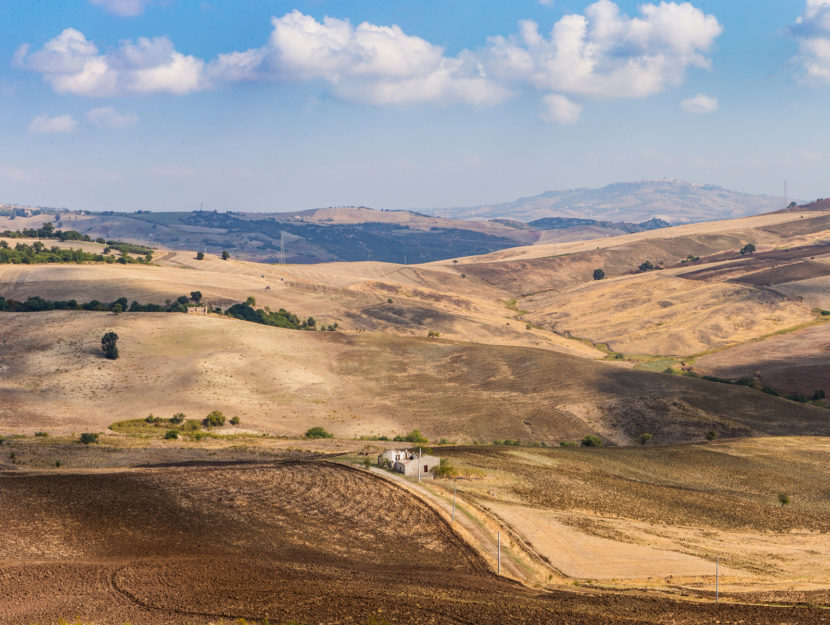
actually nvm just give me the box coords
[1,460,827,624]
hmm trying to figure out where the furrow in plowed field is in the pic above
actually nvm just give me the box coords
[1,460,827,623]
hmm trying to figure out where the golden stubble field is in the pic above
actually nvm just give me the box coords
[1,310,828,444]
[432,437,830,603]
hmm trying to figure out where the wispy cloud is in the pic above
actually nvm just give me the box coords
[87,106,138,128]
[89,0,152,17]
[29,114,78,134]
[681,94,718,114]
[541,94,582,124]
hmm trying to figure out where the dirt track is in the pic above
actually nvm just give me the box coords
[1,460,827,624]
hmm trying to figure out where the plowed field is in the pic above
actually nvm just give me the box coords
[0,460,826,624]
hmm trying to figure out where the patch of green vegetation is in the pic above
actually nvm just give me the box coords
[501,298,528,315]
[224,299,315,330]
[633,358,681,373]
[0,293,202,314]
[110,415,204,438]
[393,429,428,444]
[305,426,334,439]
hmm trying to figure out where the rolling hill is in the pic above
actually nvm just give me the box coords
[438,180,789,223]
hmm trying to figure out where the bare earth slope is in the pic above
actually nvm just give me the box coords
[0,311,827,444]
[1,460,826,624]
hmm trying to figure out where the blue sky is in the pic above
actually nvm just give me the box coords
[1,0,829,213]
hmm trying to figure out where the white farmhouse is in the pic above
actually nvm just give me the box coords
[377,449,440,478]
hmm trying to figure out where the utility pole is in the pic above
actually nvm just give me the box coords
[451,484,457,523]
[418,447,421,482]
[716,556,719,603]
[497,531,501,575]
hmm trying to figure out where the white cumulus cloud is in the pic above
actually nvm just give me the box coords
[681,93,718,114]
[541,94,582,123]
[16,28,206,96]
[481,0,722,99]
[18,3,722,119]
[791,0,830,83]
[87,106,138,128]
[29,114,78,134]
[89,0,151,17]
[208,11,508,106]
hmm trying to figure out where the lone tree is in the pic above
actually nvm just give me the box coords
[705,429,718,442]
[190,290,203,304]
[221,250,230,260]
[740,243,756,255]
[593,268,605,280]
[778,493,790,507]
[101,331,119,360]
[196,251,205,260]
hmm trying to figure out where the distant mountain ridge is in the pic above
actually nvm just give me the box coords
[438,180,789,224]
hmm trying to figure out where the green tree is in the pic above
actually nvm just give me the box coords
[196,251,205,260]
[221,250,230,260]
[638,433,653,445]
[581,435,603,447]
[778,493,790,507]
[164,430,179,440]
[593,268,605,280]
[740,243,756,255]
[101,331,119,359]
[190,291,202,303]
[705,429,718,442]
[305,426,333,439]
[79,432,99,445]
[203,410,226,427]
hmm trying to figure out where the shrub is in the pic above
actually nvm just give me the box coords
[740,243,756,255]
[813,389,826,400]
[363,456,372,468]
[393,429,428,444]
[170,412,186,424]
[778,493,790,507]
[705,429,718,441]
[427,330,440,338]
[203,410,226,427]
[638,433,653,445]
[230,416,240,425]
[182,420,201,432]
[434,458,458,479]
[305,426,333,439]
[101,331,119,360]
[79,432,99,445]
[581,435,603,447]
[164,430,179,440]
[34,431,49,438]
[592,268,605,280]
[560,441,577,448]
[638,260,654,272]
[145,414,162,424]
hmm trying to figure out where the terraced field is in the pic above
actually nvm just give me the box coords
[1,460,826,624]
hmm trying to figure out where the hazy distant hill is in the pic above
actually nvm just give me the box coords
[438,180,788,223]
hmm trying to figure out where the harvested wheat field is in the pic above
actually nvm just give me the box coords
[1,459,827,625]
[437,438,830,602]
